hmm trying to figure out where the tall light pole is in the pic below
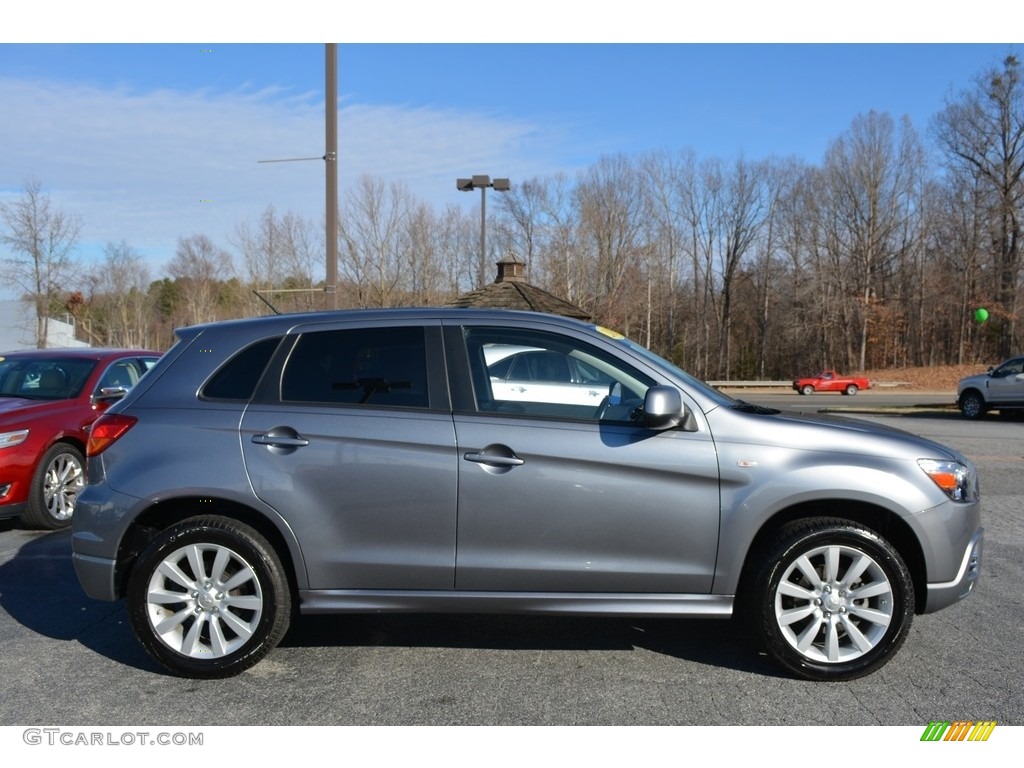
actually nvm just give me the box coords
[325,43,338,310]
[457,175,510,286]
[258,44,339,312]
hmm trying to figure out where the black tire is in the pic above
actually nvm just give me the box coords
[801,385,814,395]
[23,442,85,530]
[959,391,986,420]
[127,516,291,678]
[844,384,858,396]
[752,518,914,681]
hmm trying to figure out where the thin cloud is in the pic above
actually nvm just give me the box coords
[0,74,564,283]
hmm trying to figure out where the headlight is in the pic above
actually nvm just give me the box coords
[918,458,978,503]
[0,429,29,449]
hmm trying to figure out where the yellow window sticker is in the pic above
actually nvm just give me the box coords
[595,326,625,340]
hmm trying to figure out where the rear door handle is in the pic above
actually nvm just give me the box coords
[253,435,309,447]
[252,428,310,448]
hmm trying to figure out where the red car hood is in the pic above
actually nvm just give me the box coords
[0,396,76,420]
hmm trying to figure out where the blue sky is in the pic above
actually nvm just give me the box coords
[1,2,1021,297]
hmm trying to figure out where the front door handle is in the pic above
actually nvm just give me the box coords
[463,452,524,467]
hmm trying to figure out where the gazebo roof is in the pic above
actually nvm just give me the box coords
[447,253,591,321]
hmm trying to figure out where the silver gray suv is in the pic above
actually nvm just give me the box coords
[71,309,983,681]
[957,355,1024,419]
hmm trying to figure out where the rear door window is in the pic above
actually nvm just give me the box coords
[281,326,429,409]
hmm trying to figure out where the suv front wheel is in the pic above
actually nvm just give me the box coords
[127,516,291,678]
[754,518,914,681]
[24,442,84,530]
[959,391,986,420]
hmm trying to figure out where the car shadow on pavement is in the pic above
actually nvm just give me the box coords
[0,530,781,678]
[0,528,160,673]
[282,613,781,677]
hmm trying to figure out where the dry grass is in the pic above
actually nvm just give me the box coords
[859,364,989,393]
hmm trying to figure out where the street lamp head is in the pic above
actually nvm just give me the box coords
[457,176,510,192]
[454,173,511,289]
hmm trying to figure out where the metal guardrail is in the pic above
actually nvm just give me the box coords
[707,380,791,388]
[709,381,912,389]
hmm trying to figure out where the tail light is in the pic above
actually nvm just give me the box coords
[87,414,137,457]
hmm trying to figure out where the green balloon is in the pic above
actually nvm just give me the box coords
[974,308,989,323]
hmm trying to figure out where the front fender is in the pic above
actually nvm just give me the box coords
[711,449,945,595]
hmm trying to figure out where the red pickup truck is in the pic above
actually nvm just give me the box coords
[792,370,871,395]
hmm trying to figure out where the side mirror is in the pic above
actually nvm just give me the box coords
[642,385,686,430]
[93,386,129,404]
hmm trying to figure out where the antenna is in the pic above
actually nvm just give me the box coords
[256,156,324,164]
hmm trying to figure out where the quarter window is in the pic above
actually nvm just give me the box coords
[202,337,281,401]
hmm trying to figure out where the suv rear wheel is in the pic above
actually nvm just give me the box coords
[127,516,291,678]
[754,518,914,681]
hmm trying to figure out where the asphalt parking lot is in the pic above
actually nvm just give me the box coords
[0,408,1020,727]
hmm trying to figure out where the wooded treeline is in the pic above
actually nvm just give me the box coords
[3,55,1022,380]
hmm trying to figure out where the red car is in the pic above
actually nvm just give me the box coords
[792,369,871,396]
[0,348,160,529]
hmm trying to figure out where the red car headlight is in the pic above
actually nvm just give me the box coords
[0,429,30,449]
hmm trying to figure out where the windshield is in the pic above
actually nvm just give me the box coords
[0,357,98,401]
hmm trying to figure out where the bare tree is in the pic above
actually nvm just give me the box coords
[574,155,647,330]
[234,205,282,290]
[934,54,1024,357]
[274,210,323,311]
[86,241,154,347]
[750,158,803,378]
[0,179,82,347]
[433,203,478,296]
[677,156,719,378]
[523,174,581,305]
[403,202,458,306]
[822,111,923,370]
[167,234,236,326]
[497,178,550,275]
[339,175,414,308]
[638,149,696,358]
[926,173,991,363]
[235,205,322,313]
[715,156,767,377]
